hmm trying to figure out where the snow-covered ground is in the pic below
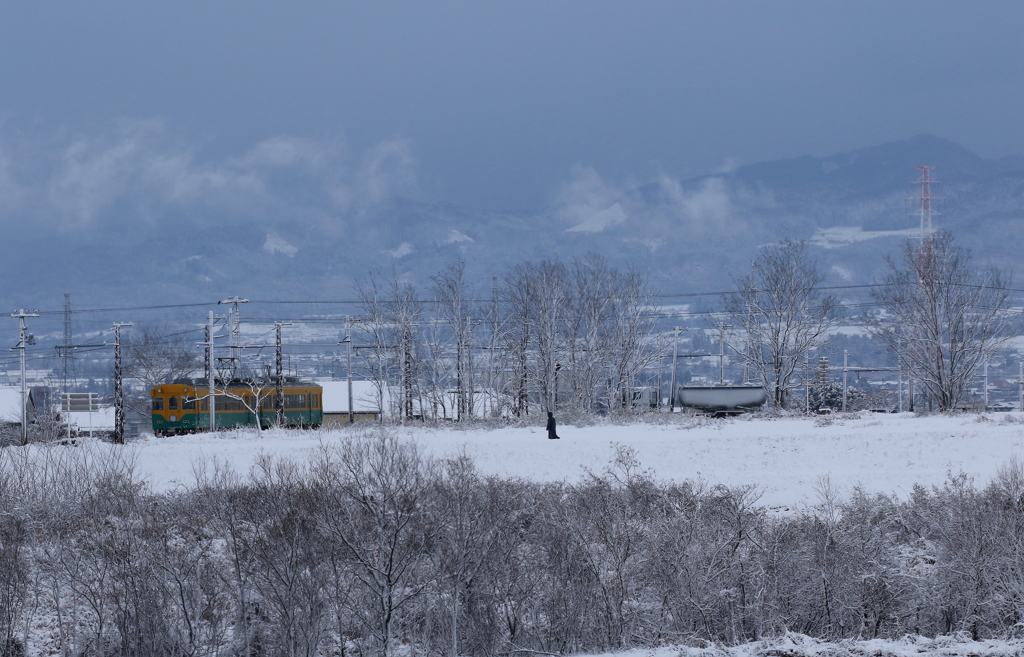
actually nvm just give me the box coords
[583,632,1024,656]
[92,411,1024,509]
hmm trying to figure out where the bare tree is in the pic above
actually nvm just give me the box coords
[355,270,425,423]
[430,260,475,420]
[726,240,839,408]
[565,255,616,414]
[607,266,658,412]
[869,232,1014,411]
[501,264,536,417]
[126,324,202,419]
[355,272,395,421]
[532,261,568,412]
[313,432,439,657]
[222,370,277,431]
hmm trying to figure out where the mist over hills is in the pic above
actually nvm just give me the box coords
[2,132,1022,313]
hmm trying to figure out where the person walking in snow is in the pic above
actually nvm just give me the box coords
[546,411,560,439]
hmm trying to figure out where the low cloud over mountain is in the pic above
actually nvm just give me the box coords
[1,126,1022,310]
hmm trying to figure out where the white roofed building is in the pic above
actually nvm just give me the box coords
[317,380,382,425]
[0,386,24,424]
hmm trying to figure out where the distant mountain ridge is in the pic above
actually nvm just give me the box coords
[2,134,1022,312]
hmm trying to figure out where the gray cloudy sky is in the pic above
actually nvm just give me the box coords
[1,1,1022,211]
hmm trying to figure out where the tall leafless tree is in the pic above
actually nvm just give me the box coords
[726,239,839,408]
[501,264,536,417]
[313,432,439,657]
[125,324,202,417]
[430,260,475,420]
[355,270,424,422]
[868,232,1014,411]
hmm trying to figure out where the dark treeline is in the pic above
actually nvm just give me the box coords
[2,431,1024,657]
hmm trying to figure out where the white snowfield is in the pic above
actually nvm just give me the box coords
[115,411,1024,509]
[585,632,1024,657]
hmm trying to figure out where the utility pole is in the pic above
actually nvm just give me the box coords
[669,327,682,412]
[718,324,733,386]
[1019,362,1023,412]
[112,322,132,444]
[898,363,903,413]
[842,350,849,412]
[10,310,39,445]
[465,315,474,420]
[343,318,354,424]
[804,353,810,415]
[983,361,989,412]
[218,297,248,377]
[657,334,664,409]
[275,322,292,426]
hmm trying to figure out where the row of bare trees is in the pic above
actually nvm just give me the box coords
[725,233,1015,411]
[354,255,658,421]
[113,232,1013,421]
[3,433,1024,656]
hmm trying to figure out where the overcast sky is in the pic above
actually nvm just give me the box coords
[1,1,1022,211]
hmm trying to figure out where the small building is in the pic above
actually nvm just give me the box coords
[318,380,382,425]
[0,386,24,425]
[0,386,53,425]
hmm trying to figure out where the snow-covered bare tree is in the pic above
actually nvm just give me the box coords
[868,232,1013,411]
[501,264,536,417]
[222,368,276,431]
[564,255,615,413]
[726,239,839,408]
[312,432,439,657]
[532,260,568,412]
[429,260,475,420]
[125,324,201,418]
[355,270,424,422]
[607,265,658,411]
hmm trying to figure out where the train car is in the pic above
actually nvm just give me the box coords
[151,377,323,436]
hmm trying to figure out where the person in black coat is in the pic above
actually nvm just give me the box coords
[546,411,560,439]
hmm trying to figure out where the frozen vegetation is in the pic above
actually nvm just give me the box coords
[1,412,1024,656]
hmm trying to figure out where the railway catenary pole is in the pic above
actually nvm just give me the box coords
[112,322,132,444]
[207,312,217,431]
[218,297,248,377]
[842,350,849,412]
[10,310,39,445]
[275,322,291,426]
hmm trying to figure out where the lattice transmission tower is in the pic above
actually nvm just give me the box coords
[61,293,76,392]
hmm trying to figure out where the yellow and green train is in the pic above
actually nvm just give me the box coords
[151,378,323,435]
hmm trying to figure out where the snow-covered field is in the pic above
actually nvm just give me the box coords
[11,412,1024,657]
[105,411,1024,509]
[585,632,1024,656]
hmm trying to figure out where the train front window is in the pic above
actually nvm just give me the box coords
[182,397,196,410]
[169,397,178,411]
[152,397,164,411]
